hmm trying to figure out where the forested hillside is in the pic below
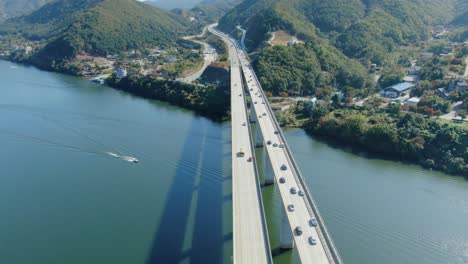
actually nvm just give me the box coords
[218,0,467,95]
[220,0,464,53]
[0,0,189,69]
[0,0,53,21]
[451,10,468,26]
[191,0,240,23]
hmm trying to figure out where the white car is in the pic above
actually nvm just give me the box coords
[309,218,318,227]
[308,236,317,245]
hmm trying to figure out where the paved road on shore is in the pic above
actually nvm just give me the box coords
[176,25,218,83]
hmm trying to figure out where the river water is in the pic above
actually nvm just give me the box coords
[1,60,467,264]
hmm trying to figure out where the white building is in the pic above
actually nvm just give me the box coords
[333,91,345,101]
[116,67,127,79]
[406,97,420,107]
[288,39,298,46]
[307,97,318,108]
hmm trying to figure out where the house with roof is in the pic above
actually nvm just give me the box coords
[382,82,415,98]
[405,97,421,107]
[288,39,298,46]
[115,67,127,79]
[454,78,468,92]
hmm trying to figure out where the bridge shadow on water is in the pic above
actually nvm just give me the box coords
[146,118,226,264]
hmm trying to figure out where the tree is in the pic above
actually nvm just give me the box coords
[379,71,403,88]
[457,110,467,119]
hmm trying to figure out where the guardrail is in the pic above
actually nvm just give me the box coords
[231,45,273,263]
[241,51,343,264]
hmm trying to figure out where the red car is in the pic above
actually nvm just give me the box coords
[247,157,253,162]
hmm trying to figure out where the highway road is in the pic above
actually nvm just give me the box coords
[177,25,218,83]
[240,59,332,263]
[210,24,341,264]
[218,25,273,264]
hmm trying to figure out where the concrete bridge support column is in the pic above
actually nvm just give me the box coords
[250,106,257,123]
[280,206,294,249]
[255,124,264,147]
[264,150,274,185]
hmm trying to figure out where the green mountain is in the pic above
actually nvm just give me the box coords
[451,10,468,26]
[0,0,189,69]
[146,0,202,10]
[220,0,465,63]
[191,0,240,23]
[0,0,53,21]
[218,0,466,95]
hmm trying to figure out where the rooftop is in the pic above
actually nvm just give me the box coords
[407,97,421,103]
[386,82,415,92]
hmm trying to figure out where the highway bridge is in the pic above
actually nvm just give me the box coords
[208,24,342,264]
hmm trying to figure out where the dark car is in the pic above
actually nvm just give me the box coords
[298,190,305,196]
[273,143,278,147]
[288,204,295,212]
[281,164,287,171]
[290,187,297,194]
[295,226,303,236]
[274,131,279,134]
[267,140,272,145]
[279,177,286,184]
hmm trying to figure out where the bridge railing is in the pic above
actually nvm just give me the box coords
[242,51,343,264]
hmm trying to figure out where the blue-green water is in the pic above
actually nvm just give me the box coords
[0,60,233,264]
[283,128,468,264]
[1,60,467,264]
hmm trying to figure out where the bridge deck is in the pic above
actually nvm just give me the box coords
[227,28,272,264]
[209,24,340,264]
[239,52,340,263]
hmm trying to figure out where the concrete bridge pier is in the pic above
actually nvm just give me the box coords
[280,206,294,249]
[263,150,275,185]
[255,123,264,147]
[250,106,257,123]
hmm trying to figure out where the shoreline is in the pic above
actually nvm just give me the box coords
[3,57,465,178]
[300,120,467,178]
[1,58,230,121]
[280,123,466,179]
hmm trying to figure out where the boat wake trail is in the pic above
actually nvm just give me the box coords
[36,114,139,163]
[105,152,139,163]
[0,128,139,163]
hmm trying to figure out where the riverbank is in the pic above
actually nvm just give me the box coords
[1,56,230,120]
[266,97,467,177]
[300,107,468,178]
[108,74,230,120]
